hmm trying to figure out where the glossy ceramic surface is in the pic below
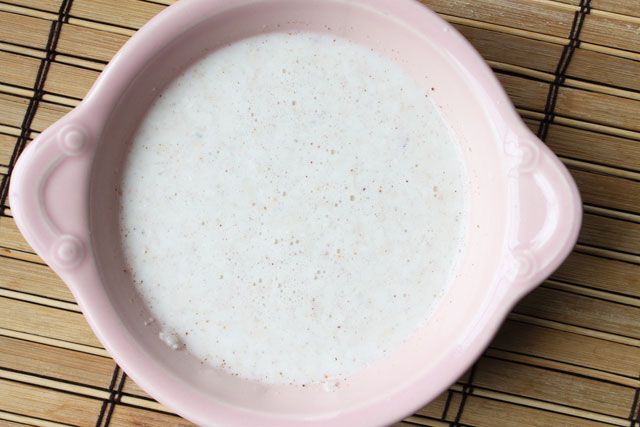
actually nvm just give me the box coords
[9,0,582,425]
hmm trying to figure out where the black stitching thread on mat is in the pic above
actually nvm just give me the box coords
[96,366,120,427]
[102,370,128,426]
[0,0,74,213]
[629,388,639,427]
[451,363,478,426]
[630,369,640,427]
[537,0,591,142]
[442,389,455,421]
[0,175,6,213]
[61,0,74,23]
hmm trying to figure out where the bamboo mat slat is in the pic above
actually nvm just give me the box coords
[44,62,99,99]
[498,74,550,112]
[580,213,640,255]
[0,336,114,389]
[592,0,640,18]
[486,346,639,388]
[0,256,73,302]
[582,14,640,54]
[0,94,28,129]
[421,0,576,38]
[0,217,32,253]
[30,102,72,132]
[571,169,640,214]
[552,251,640,297]
[0,135,14,166]
[71,0,164,29]
[1,0,639,426]
[57,24,127,62]
[0,419,31,427]
[0,11,51,49]
[556,87,640,132]
[493,320,640,378]
[414,392,451,419]
[455,24,564,73]
[516,287,640,339]
[568,49,640,92]
[546,125,640,172]
[108,404,191,427]
[473,357,635,418]
[458,395,613,427]
[1,297,102,348]
[2,0,64,13]
[0,379,103,426]
[0,51,38,89]
[121,377,152,400]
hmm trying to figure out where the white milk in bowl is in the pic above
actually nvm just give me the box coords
[119,32,467,386]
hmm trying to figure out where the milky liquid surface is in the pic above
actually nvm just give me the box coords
[120,32,467,385]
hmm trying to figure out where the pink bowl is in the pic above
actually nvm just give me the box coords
[10,0,582,425]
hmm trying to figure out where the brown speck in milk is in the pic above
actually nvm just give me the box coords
[349,195,355,201]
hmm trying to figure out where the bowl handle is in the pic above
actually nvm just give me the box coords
[504,128,582,292]
[9,117,97,271]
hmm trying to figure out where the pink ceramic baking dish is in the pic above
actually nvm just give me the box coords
[10,0,582,425]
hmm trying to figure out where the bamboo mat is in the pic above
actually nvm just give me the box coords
[0,0,639,426]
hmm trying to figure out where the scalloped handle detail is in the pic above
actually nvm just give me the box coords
[503,128,582,289]
[10,119,96,271]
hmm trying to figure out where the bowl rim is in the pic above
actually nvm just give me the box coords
[9,0,582,425]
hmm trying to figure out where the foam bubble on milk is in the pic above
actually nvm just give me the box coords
[119,32,467,385]
[158,330,183,350]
